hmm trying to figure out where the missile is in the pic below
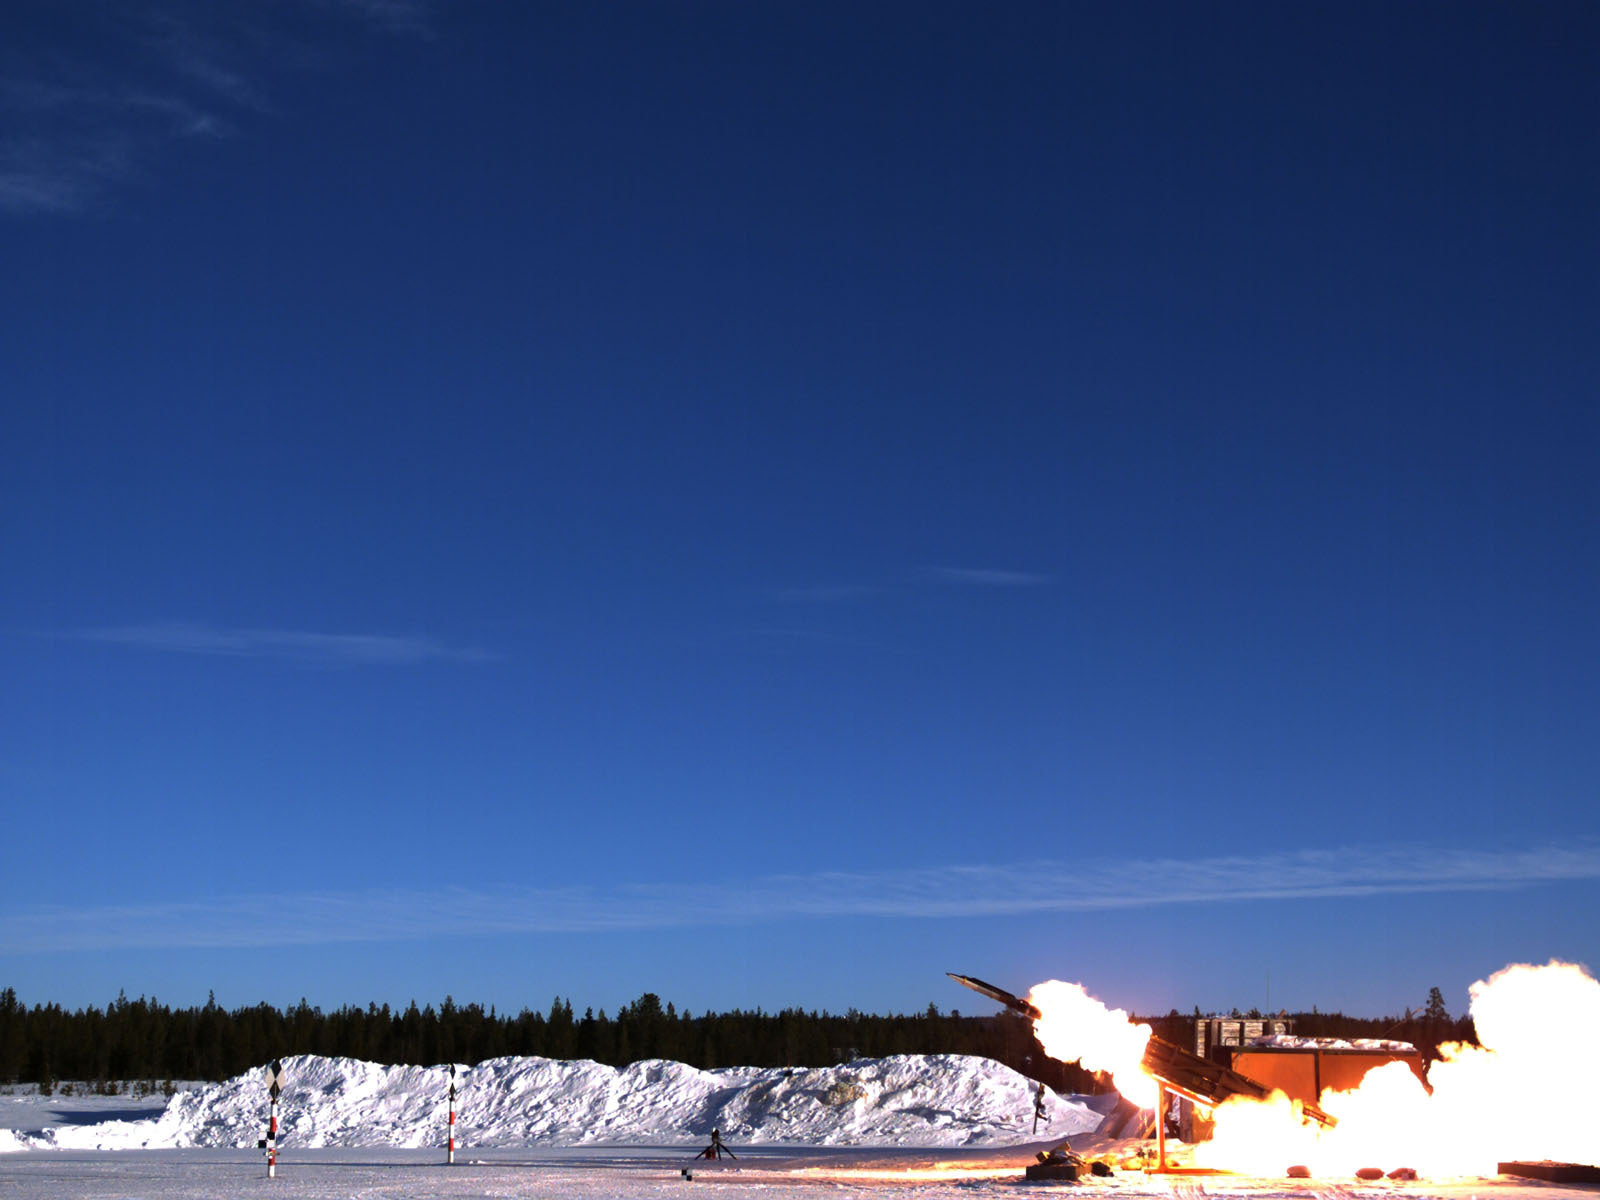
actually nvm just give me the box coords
[946,972,1042,1020]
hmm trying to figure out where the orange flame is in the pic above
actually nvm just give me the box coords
[1193,960,1600,1178]
[1028,961,1600,1179]
[1027,979,1158,1109]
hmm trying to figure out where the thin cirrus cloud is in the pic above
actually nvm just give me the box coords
[767,570,1051,604]
[74,623,493,665]
[925,567,1052,587]
[0,139,129,215]
[5,842,1595,953]
[0,2,429,216]
[330,0,433,36]
[768,584,879,604]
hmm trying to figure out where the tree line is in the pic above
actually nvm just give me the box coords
[0,986,1474,1091]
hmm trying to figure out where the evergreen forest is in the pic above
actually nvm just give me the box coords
[0,986,1476,1093]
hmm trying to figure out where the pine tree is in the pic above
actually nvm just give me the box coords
[1424,987,1449,1023]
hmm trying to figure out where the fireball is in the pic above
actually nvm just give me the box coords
[1027,979,1158,1109]
[1032,960,1600,1179]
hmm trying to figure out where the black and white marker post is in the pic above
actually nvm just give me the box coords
[446,1064,457,1165]
[260,1059,285,1178]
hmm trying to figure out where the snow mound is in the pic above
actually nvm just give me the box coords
[1248,1035,1416,1051]
[34,1054,1104,1150]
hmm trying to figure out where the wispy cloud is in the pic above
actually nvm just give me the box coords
[6,842,1595,952]
[140,13,271,112]
[0,2,430,216]
[0,137,133,215]
[0,78,230,136]
[763,569,1053,607]
[322,0,434,37]
[74,623,493,665]
[1,74,232,214]
[768,584,878,605]
[925,567,1052,587]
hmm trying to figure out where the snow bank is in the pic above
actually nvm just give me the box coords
[1249,1035,1416,1051]
[30,1054,1103,1151]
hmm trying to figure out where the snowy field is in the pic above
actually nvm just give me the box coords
[8,1142,1597,1200]
[2,1058,1595,1200]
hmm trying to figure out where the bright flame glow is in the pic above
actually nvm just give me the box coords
[1193,960,1600,1177]
[1027,979,1157,1108]
[790,1166,1020,1181]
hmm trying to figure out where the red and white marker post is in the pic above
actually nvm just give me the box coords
[263,1059,285,1178]
[446,1064,458,1165]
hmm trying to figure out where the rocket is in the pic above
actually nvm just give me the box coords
[946,972,1042,1020]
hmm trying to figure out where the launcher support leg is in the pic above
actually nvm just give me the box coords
[1156,1085,1168,1172]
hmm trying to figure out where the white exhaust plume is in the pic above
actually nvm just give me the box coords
[1196,960,1600,1176]
[1025,961,1600,1178]
[1027,980,1157,1109]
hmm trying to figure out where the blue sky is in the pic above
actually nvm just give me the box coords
[3,0,1597,1024]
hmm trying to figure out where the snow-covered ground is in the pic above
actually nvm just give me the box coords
[0,1085,177,1152]
[4,1143,1597,1200]
[1248,1036,1417,1052]
[1,1057,1594,1199]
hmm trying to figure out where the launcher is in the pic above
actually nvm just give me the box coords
[947,973,1335,1172]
